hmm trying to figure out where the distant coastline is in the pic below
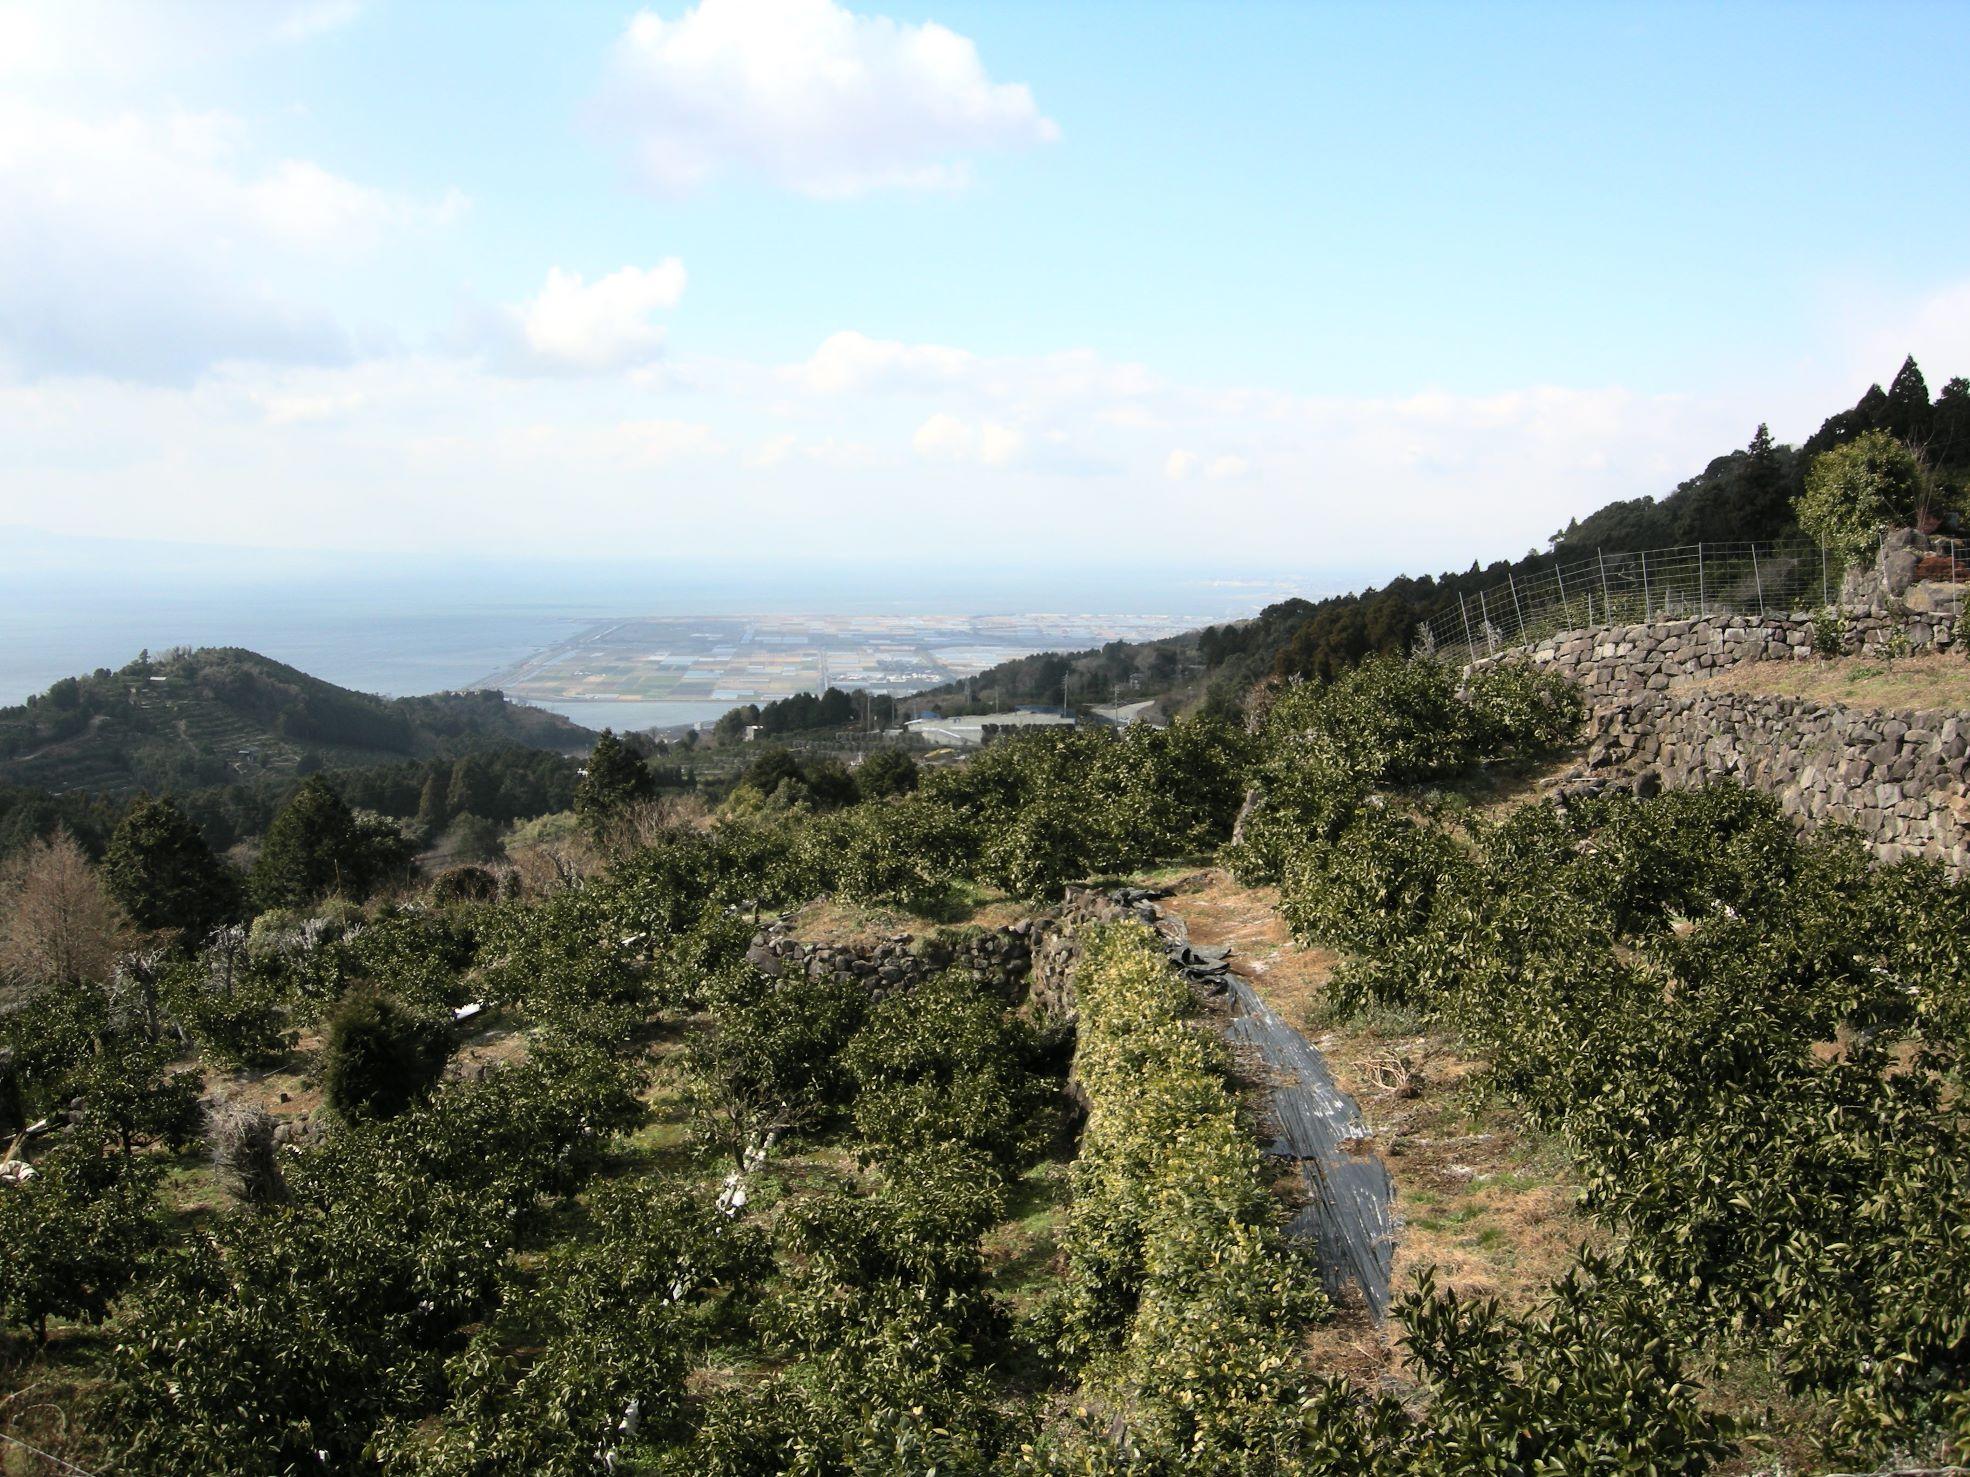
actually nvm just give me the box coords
[0,562,1313,716]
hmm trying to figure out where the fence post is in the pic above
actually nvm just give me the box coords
[1479,589,1496,655]
[1821,543,1828,607]
[1506,571,1525,640]
[1458,592,1475,661]
[1640,549,1651,618]
[1698,543,1706,616]
[1750,544,1764,618]
[1597,548,1612,622]
[1553,561,1570,628]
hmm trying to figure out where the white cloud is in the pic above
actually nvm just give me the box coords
[913,412,1023,467]
[616,417,723,464]
[803,437,888,470]
[600,0,1057,197]
[1857,279,1970,391]
[977,421,1025,467]
[0,0,366,81]
[493,416,724,469]
[788,334,1169,431]
[0,327,1775,573]
[514,261,688,372]
[254,388,366,426]
[1100,402,1157,429]
[247,159,435,252]
[796,330,976,394]
[0,99,455,382]
[747,432,798,468]
[912,411,972,459]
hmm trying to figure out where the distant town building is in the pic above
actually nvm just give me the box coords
[904,711,1077,748]
[1088,700,1162,728]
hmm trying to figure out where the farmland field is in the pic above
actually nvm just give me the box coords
[480,613,1208,708]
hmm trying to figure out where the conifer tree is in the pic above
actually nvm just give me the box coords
[1884,354,1933,445]
[573,731,655,838]
[102,795,236,936]
[251,777,357,908]
[414,770,449,838]
[445,755,498,822]
[1930,376,1970,470]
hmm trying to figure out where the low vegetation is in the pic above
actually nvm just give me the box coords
[1233,658,1970,1463]
[6,391,1970,1466]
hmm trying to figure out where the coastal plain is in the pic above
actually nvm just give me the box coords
[478,612,1204,707]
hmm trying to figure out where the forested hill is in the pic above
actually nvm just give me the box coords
[0,646,593,796]
[915,355,1970,713]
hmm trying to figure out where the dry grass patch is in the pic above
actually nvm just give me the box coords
[209,1036,326,1121]
[786,888,1026,946]
[1159,868,1599,1327]
[450,1017,533,1078]
[1703,649,1970,711]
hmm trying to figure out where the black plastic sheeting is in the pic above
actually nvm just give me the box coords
[1084,887,1398,1321]
[1222,971,1397,1319]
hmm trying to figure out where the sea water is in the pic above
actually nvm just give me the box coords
[0,557,1323,728]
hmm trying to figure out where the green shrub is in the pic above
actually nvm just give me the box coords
[1464,656,1588,756]
[854,747,919,800]
[681,970,868,1164]
[322,985,453,1121]
[1048,920,1328,1457]
[0,1145,161,1344]
[1292,776,1970,1455]
[843,970,1056,1177]
[1796,430,1927,561]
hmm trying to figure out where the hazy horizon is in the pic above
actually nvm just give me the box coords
[0,540,1360,710]
[4,0,1967,584]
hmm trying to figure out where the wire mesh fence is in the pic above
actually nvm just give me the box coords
[1412,538,1970,668]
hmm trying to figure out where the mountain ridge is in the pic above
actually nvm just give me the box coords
[0,645,594,797]
[904,355,1970,716]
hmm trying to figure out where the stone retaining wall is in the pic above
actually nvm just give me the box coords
[1508,606,1960,711]
[1028,885,1234,1023]
[1482,530,1967,710]
[743,918,1036,1000]
[1573,689,1970,869]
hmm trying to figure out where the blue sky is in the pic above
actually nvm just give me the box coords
[3,0,1967,580]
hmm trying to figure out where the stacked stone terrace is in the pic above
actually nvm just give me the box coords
[1515,606,1958,707]
[1477,534,1970,870]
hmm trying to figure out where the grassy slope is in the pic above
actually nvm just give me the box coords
[1703,649,1970,711]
